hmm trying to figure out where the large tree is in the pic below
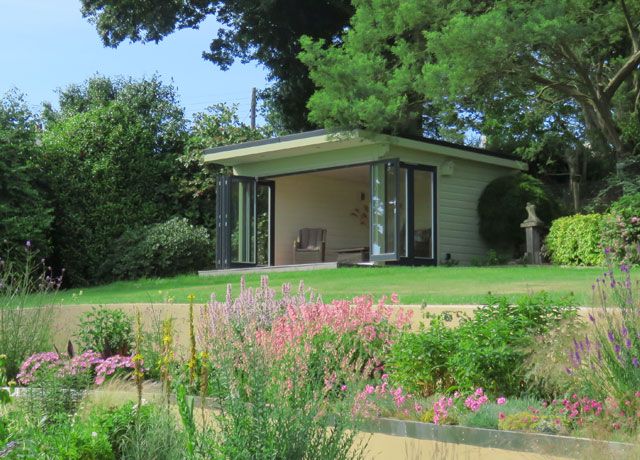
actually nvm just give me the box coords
[302,0,640,164]
[80,0,354,132]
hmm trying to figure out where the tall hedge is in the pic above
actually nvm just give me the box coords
[0,92,52,254]
[478,174,559,255]
[545,214,604,266]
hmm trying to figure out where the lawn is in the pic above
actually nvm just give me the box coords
[51,265,609,306]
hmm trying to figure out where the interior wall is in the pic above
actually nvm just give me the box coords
[272,169,369,265]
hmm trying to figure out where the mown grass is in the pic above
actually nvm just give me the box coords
[45,265,610,307]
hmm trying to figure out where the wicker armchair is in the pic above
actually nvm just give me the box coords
[293,228,327,264]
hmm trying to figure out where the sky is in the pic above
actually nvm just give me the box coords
[0,0,270,123]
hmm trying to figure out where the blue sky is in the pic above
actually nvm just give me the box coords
[0,0,269,122]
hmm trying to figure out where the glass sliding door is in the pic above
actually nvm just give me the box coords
[370,160,400,261]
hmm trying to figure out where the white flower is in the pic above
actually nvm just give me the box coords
[91,432,97,438]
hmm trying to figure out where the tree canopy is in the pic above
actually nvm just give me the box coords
[80,0,354,132]
[301,0,640,161]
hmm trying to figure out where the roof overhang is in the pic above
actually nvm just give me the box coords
[203,129,528,171]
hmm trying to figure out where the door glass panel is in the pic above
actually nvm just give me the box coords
[398,168,408,258]
[231,179,256,264]
[371,161,398,259]
[413,170,433,258]
[256,183,271,266]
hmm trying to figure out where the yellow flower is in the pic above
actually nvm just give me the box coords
[187,293,196,302]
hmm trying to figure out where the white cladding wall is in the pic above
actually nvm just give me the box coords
[436,158,515,263]
[272,172,369,265]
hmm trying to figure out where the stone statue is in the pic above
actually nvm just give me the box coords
[520,202,544,264]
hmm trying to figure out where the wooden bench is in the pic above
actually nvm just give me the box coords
[336,247,370,265]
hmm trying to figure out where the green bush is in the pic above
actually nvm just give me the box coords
[545,214,605,266]
[388,294,577,397]
[386,314,456,396]
[478,174,559,255]
[76,307,133,357]
[100,217,213,280]
[602,193,640,265]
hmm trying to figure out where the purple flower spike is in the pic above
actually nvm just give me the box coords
[589,314,596,323]
[622,326,629,337]
[615,344,622,355]
[608,330,615,342]
[633,357,639,368]
[626,338,632,349]
[621,264,630,273]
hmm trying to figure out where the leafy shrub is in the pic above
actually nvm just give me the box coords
[77,307,133,357]
[388,294,577,397]
[100,217,214,280]
[601,193,640,265]
[386,314,456,396]
[546,214,605,266]
[478,174,559,255]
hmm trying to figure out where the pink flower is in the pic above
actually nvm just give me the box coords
[497,397,507,405]
[340,385,347,392]
[498,412,506,420]
[365,385,375,395]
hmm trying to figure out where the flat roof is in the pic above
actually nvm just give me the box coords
[203,129,527,172]
[204,129,520,161]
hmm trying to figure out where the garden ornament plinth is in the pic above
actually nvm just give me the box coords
[520,202,544,264]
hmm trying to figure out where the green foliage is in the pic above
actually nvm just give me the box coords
[77,307,133,357]
[546,214,605,266]
[601,193,640,265]
[80,0,354,132]
[100,217,214,281]
[39,76,186,286]
[498,411,565,435]
[174,104,267,230]
[389,294,577,397]
[0,91,52,254]
[0,355,11,405]
[299,0,443,137]
[386,314,456,396]
[0,246,56,379]
[93,402,184,460]
[478,174,559,254]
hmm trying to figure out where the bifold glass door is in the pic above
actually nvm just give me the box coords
[216,176,273,269]
[370,160,399,261]
[369,161,436,265]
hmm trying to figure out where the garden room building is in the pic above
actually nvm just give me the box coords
[203,130,527,271]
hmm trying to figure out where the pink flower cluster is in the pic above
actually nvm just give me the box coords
[17,351,136,386]
[94,355,137,385]
[261,295,412,356]
[352,374,418,418]
[557,394,603,418]
[433,395,455,424]
[464,387,489,412]
[16,352,60,385]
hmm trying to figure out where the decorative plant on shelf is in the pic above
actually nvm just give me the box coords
[351,203,369,226]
